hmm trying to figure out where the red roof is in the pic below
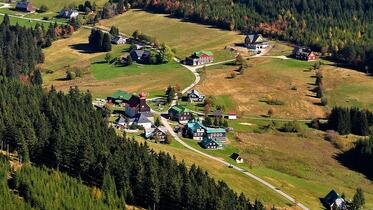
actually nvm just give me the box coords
[228,112,237,115]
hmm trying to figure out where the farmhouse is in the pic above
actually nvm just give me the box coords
[58,9,79,19]
[322,190,347,210]
[107,90,132,104]
[125,92,151,117]
[112,36,127,45]
[130,49,150,62]
[168,105,193,124]
[145,127,168,142]
[185,51,214,66]
[294,48,317,61]
[230,153,244,163]
[187,89,205,102]
[184,119,226,141]
[244,34,269,51]
[200,138,223,150]
[15,1,33,12]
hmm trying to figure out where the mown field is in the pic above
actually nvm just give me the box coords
[29,0,108,12]
[97,9,241,59]
[195,56,326,119]
[41,28,194,98]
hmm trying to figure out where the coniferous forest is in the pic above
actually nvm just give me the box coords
[0,16,261,210]
[129,0,373,72]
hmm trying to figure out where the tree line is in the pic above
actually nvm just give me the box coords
[127,0,373,73]
[0,18,266,209]
[327,107,373,136]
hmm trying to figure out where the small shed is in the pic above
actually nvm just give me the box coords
[230,153,244,163]
[228,112,237,120]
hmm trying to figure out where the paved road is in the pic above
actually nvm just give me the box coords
[3,11,310,209]
[161,117,309,210]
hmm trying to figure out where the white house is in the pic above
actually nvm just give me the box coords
[112,36,127,45]
[228,112,237,120]
[58,9,79,19]
[244,34,269,52]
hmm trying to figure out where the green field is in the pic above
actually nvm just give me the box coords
[42,28,194,98]
[29,0,108,12]
[97,9,242,59]
[133,137,293,208]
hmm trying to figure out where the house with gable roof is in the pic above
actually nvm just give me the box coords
[322,190,347,210]
[184,119,226,142]
[185,51,214,66]
[125,92,151,118]
[107,90,133,105]
[244,34,269,51]
[187,89,205,103]
[200,138,223,150]
[168,105,193,124]
[15,1,33,12]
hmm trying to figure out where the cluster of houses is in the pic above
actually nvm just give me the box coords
[108,90,169,142]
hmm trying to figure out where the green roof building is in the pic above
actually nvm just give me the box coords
[168,105,193,123]
[108,90,133,103]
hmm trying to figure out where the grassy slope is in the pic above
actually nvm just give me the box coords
[132,137,293,208]
[41,28,194,98]
[97,9,241,59]
[196,57,326,119]
[29,0,108,11]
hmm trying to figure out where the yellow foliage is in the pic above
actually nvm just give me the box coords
[91,186,103,200]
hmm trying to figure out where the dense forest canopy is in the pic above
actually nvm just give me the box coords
[129,0,373,72]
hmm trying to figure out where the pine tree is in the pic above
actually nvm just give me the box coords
[352,188,365,210]
[102,33,112,52]
[32,69,43,86]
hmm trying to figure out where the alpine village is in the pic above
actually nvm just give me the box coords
[0,0,373,210]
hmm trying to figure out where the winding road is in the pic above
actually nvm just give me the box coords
[0,10,310,209]
[161,58,310,210]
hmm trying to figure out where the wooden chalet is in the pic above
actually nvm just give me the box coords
[199,138,223,150]
[322,190,347,210]
[168,105,193,124]
[184,119,226,142]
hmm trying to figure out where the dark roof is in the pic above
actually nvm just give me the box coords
[188,89,205,98]
[213,109,223,117]
[16,1,31,9]
[200,138,223,148]
[245,34,266,44]
[130,49,150,59]
[230,153,240,160]
[323,190,341,206]
[169,105,191,115]
[135,113,151,124]
[128,95,141,107]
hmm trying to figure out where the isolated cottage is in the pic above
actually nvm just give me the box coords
[187,89,205,102]
[125,92,151,117]
[15,1,33,12]
[168,105,193,124]
[185,51,214,66]
[294,48,317,61]
[244,34,269,52]
[230,153,244,163]
[58,9,79,19]
[322,190,346,210]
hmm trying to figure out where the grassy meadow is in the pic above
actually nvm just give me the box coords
[132,137,294,209]
[41,28,194,98]
[97,9,242,59]
[196,57,326,119]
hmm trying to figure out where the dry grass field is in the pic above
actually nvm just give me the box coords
[41,29,194,98]
[229,131,373,209]
[196,57,326,119]
[323,65,373,109]
[97,9,243,59]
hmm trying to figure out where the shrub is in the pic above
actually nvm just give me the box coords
[39,5,48,13]
[66,71,76,80]
[280,121,301,133]
[324,130,346,150]
[309,119,320,129]
[230,72,236,79]
[267,99,285,105]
